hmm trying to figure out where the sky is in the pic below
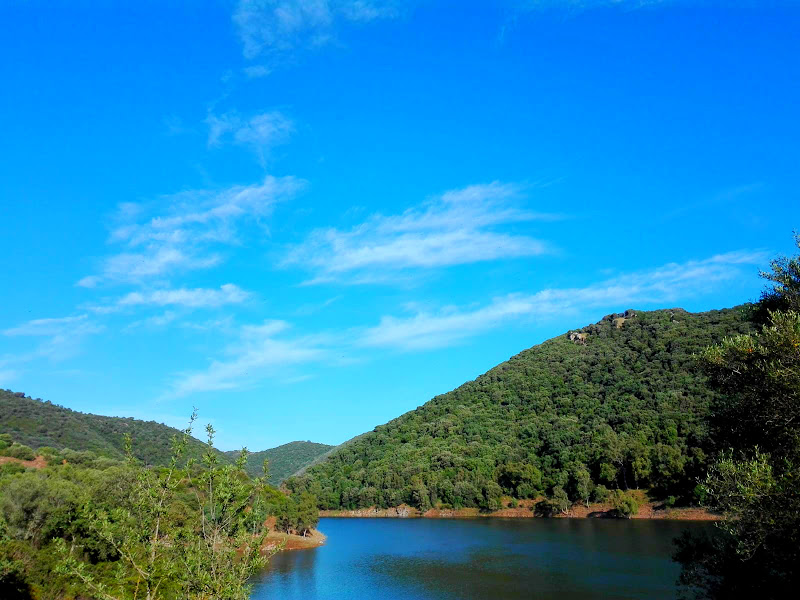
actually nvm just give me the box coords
[1,0,798,451]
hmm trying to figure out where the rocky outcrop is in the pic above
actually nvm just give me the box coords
[568,332,587,344]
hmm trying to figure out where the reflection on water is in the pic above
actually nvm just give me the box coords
[250,517,711,600]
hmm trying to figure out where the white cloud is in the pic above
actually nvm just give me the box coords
[79,175,305,286]
[283,182,560,284]
[166,320,329,396]
[117,284,251,309]
[359,250,768,350]
[206,111,293,161]
[234,0,401,59]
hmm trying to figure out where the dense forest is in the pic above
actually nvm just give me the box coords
[286,306,754,510]
[0,391,225,466]
[0,393,332,484]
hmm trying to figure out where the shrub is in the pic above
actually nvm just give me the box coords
[4,445,35,461]
[611,490,640,518]
[592,484,610,503]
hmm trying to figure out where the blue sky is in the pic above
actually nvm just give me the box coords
[1,0,798,451]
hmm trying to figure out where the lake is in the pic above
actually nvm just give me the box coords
[250,517,711,600]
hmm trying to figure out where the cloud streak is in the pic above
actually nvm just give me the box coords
[78,175,305,287]
[2,314,104,364]
[283,182,561,284]
[359,250,768,350]
[166,320,329,396]
[165,249,766,395]
[117,284,250,309]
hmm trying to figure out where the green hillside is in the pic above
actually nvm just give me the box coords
[286,306,754,510]
[0,392,330,479]
[0,390,224,465]
[224,441,333,485]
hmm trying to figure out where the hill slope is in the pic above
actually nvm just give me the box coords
[287,307,753,510]
[225,441,333,485]
[0,392,330,479]
[0,390,223,465]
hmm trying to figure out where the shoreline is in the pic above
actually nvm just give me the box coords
[320,499,720,522]
[262,516,327,552]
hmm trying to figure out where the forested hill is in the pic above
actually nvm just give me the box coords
[0,390,222,465]
[224,441,333,485]
[0,391,331,478]
[286,306,754,511]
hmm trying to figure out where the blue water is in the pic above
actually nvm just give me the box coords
[250,517,709,600]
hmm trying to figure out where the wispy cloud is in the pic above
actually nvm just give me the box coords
[206,110,294,162]
[234,0,402,60]
[283,182,561,284]
[163,249,767,396]
[3,314,104,362]
[359,250,768,350]
[117,284,250,309]
[78,175,305,287]
[166,320,329,396]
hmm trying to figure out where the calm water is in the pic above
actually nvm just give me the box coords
[250,517,710,600]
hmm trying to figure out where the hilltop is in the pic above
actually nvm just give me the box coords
[286,306,754,511]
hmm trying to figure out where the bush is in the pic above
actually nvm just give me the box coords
[611,490,640,518]
[0,464,26,477]
[592,484,610,503]
[3,445,35,461]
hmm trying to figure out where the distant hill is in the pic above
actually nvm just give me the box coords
[287,307,754,511]
[0,391,331,479]
[225,441,334,485]
[0,390,223,465]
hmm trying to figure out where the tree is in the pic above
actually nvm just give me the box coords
[56,413,272,600]
[675,238,800,598]
[552,486,571,514]
[611,490,639,519]
[574,466,593,508]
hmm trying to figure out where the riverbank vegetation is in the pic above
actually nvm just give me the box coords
[0,414,319,600]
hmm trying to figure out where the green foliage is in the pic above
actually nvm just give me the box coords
[610,490,640,518]
[226,441,333,485]
[272,492,320,537]
[0,413,313,600]
[0,391,224,466]
[287,307,753,510]
[0,443,35,461]
[675,239,800,599]
[0,392,331,487]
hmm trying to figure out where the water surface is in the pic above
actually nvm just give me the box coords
[251,517,709,600]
